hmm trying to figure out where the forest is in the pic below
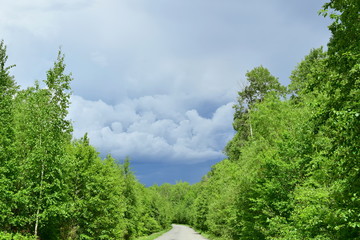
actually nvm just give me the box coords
[0,0,359,239]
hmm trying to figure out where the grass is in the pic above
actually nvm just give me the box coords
[134,227,171,240]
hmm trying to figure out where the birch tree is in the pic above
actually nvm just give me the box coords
[13,50,72,238]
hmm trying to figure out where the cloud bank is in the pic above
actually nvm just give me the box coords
[69,95,235,164]
[1,0,332,182]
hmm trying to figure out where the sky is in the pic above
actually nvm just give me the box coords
[1,0,332,186]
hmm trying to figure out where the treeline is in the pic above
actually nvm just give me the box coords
[0,43,172,239]
[1,1,359,239]
[157,1,360,239]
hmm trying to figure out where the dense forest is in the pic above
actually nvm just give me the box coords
[1,0,359,239]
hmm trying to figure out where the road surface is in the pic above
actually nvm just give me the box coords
[154,224,209,240]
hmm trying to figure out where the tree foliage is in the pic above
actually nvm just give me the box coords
[0,1,359,239]
[226,66,286,161]
[161,2,360,239]
[0,40,19,234]
[0,42,172,240]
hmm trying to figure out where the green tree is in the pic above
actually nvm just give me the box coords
[148,184,174,228]
[122,157,151,239]
[0,40,18,231]
[205,159,241,239]
[289,47,327,96]
[226,66,285,161]
[64,136,127,239]
[300,1,360,237]
[12,50,73,238]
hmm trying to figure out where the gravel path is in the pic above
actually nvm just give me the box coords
[154,224,209,240]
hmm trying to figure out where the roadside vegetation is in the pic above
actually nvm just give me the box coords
[151,1,360,239]
[0,44,172,239]
[134,227,171,240]
[0,1,359,239]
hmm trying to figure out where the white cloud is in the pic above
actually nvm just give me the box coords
[69,95,235,163]
[1,0,332,171]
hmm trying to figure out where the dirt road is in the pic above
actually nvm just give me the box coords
[154,224,208,240]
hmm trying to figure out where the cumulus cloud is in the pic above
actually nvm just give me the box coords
[69,95,235,164]
[0,0,332,181]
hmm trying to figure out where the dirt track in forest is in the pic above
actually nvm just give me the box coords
[154,224,208,240]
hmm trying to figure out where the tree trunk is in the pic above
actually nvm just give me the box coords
[34,135,45,237]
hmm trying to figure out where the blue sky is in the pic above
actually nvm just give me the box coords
[1,0,331,185]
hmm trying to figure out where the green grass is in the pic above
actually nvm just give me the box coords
[135,227,171,240]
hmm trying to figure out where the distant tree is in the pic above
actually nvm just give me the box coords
[147,185,173,229]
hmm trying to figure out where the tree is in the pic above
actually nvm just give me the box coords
[0,44,177,239]
[0,40,18,231]
[289,47,327,96]
[238,66,286,107]
[143,186,172,231]
[302,1,360,237]
[204,159,241,239]
[226,66,285,161]
[12,50,73,238]
[62,136,127,239]
[122,157,152,239]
